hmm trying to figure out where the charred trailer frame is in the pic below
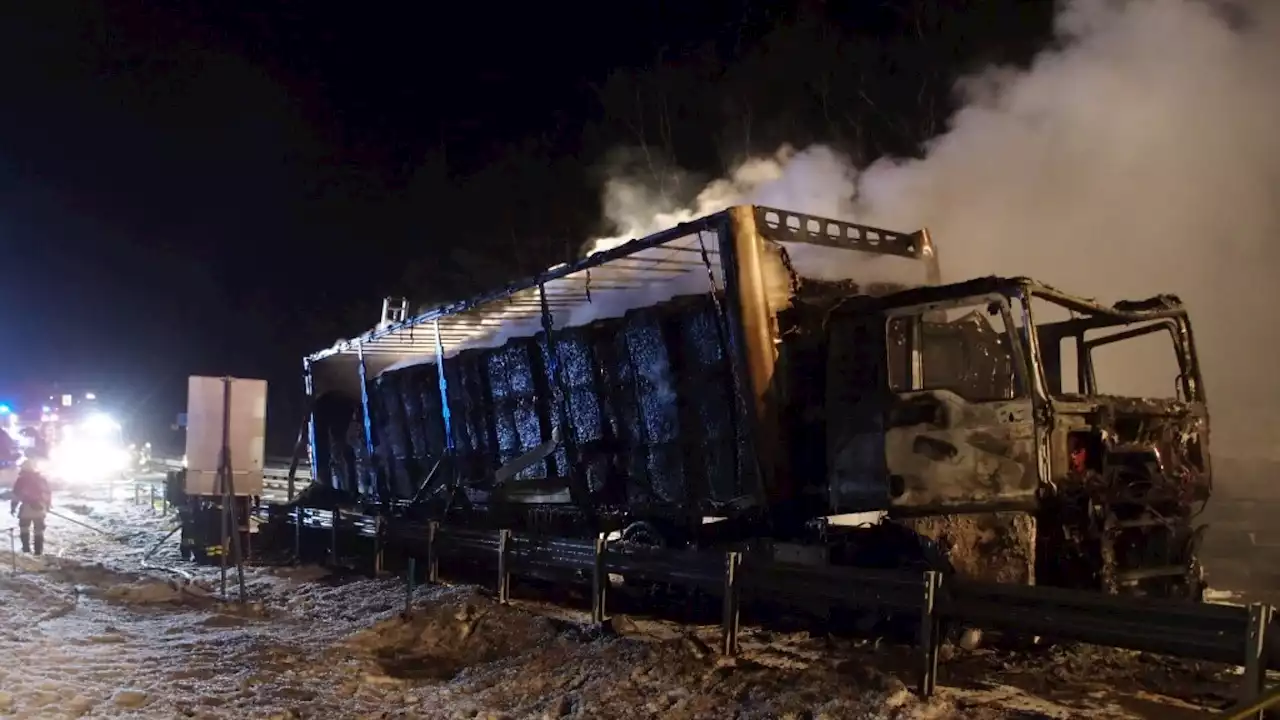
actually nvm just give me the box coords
[300,205,938,545]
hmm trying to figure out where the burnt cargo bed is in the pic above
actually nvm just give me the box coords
[319,293,762,530]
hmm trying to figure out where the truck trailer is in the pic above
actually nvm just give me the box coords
[299,205,1210,600]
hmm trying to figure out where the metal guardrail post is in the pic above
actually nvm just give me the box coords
[293,506,302,563]
[721,552,742,656]
[373,516,384,576]
[150,486,156,514]
[404,557,417,619]
[918,570,942,698]
[591,534,608,625]
[497,529,512,605]
[427,521,440,583]
[1242,603,1272,717]
[330,509,340,566]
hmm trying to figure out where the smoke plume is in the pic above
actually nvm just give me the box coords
[592,0,1280,459]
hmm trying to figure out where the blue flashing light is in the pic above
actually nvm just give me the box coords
[0,405,9,414]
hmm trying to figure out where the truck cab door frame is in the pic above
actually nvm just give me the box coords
[880,293,1040,514]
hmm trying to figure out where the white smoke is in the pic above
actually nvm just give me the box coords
[852,0,1280,459]
[590,144,927,288]
[585,0,1280,459]
[593,145,810,249]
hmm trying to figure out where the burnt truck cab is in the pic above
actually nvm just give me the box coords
[823,276,1209,599]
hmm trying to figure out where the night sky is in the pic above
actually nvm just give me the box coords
[0,1,1053,452]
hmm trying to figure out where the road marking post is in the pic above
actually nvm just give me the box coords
[497,529,511,604]
[591,534,608,625]
[427,521,439,583]
[721,552,742,656]
[918,570,942,697]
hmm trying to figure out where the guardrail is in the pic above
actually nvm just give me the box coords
[146,456,313,500]
[280,508,1279,708]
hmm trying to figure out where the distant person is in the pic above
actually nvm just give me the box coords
[10,454,52,555]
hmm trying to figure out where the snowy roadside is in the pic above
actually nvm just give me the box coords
[0,487,1243,718]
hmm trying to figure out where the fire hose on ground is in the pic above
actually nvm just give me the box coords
[4,508,196,584]
[140,524,193,581]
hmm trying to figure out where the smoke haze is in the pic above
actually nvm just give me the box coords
[594,0,1280,460]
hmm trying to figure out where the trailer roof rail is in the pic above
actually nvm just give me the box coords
[753,207,930,260]
[308,205,930,364]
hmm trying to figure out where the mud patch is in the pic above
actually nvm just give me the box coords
[348,587,560,680]
[901,511,1036,584]
[340,588,953,719]
[943,643,1238,713]
[441,624,947,719]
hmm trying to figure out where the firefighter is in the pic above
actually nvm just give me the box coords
[10,453,52,555]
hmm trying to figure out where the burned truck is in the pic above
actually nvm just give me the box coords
[301,205,1210,599]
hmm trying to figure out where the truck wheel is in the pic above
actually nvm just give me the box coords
[619,521,666,548]
[618,521,670,594]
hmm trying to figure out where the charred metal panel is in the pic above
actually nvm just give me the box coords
[675,298,741,506]
[827,301,1034,516]
[884,391,1038,510]
[534,333,571,483]
[825,310,891,513]
[558,326,610,495]
[486,342,548,481]
[447,353,497,482]
[311,391,357,493]
[881,303,1037,512]
[620,305,685,506]
[312,394,369,497]
[400,366,436,461]
[372,371,412,499]
[368,293,760,519]
[398,365,445,498]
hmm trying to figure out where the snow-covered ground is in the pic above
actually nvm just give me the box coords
[0,484,1250,718]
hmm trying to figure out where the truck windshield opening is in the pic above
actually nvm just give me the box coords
[1027,292,1198,402]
